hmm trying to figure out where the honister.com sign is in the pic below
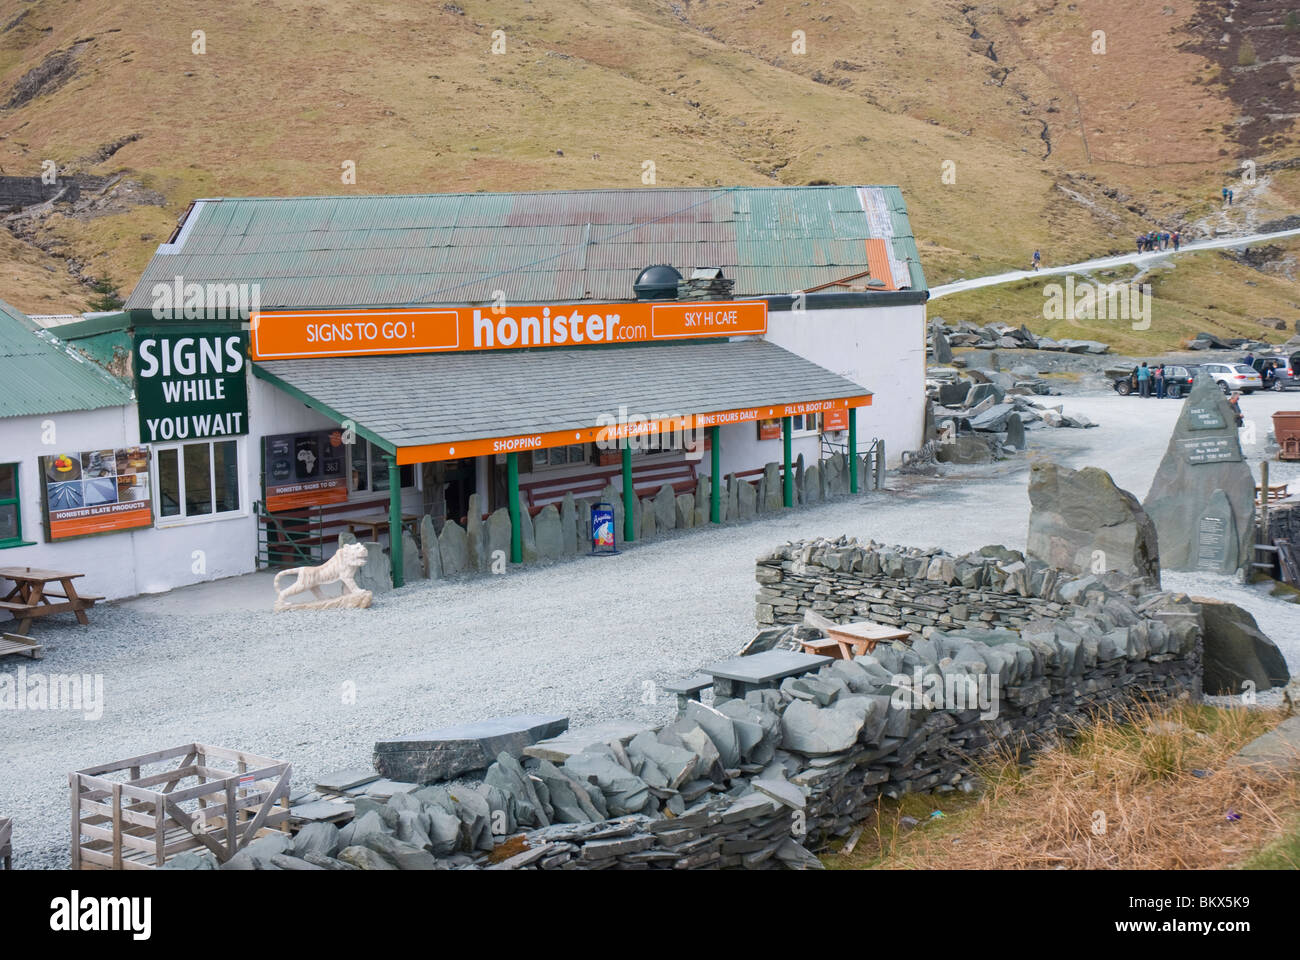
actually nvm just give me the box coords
[249,300,768,360]
[134,332,249,443]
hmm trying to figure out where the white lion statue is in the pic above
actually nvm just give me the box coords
[273,542,371,609]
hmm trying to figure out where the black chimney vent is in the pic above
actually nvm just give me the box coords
[633,264,683,301]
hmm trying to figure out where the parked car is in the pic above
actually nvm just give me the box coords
[1197,361,1263,395]
[1112,364,1196,398]
[1250,354,1299,392]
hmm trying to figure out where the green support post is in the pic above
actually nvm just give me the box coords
[849,406,859,494]
[782,416,793,508]
[507,452,522,563]
[386,454,403,588]
[709,425,721,523]
[622,442,635,543]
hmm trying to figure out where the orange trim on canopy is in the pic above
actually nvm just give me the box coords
[394,394,873,465]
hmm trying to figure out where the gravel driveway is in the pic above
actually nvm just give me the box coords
[4,393,1298,868]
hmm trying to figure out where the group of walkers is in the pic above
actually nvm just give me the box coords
[1136,230,1179,253]
[1133,362,1175,398]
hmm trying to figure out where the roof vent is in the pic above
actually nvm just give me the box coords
[633,264,683,301]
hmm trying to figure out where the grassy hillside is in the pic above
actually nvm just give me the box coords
[0,0,1296,316]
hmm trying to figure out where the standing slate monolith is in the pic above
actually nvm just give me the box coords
[1027,461,1160,585]
[1142,374,1255,574]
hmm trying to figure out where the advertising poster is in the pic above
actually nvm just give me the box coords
[823,408,849,432]
[591,503,616,554]
[263,429,348,511]
[42,447,153,540]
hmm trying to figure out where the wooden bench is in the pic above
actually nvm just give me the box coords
[521,458,698,516]
[0,633,44,660]
[661,674,713,711]
[1257,483,1290,505]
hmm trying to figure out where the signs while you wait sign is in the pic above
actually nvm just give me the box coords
[249,300,769,360]
[134,333,249,443]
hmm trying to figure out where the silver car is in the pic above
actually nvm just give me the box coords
[1196,362,1263,395]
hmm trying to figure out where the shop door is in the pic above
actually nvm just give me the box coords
[443,460,476,525]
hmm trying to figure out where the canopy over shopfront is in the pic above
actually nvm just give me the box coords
[252,338,871,581]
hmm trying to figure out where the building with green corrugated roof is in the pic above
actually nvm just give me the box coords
[15,185,928,594]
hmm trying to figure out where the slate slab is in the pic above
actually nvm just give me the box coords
[523,721,650,763]
[374,714,568,784]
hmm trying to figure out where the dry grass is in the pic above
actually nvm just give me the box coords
[825,702,1299,870]
[0,0,1296,313]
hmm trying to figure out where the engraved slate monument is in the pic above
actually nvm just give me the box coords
[1142,374,1255,574]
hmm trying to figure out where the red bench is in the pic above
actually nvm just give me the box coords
[521,459,698,515]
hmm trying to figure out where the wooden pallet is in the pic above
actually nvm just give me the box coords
[0,633,42,660]
[70,743,291,869]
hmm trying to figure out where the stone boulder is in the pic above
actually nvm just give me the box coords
[534,504,563,560]
[438,519,470,576]
[1027,461,1159,585]
[654,484,676,530]
[1197,599,1291,695]
[420,515,442,580]
[1142,375,1255,573]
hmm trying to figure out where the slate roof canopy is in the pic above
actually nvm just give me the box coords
[254,340,870,451]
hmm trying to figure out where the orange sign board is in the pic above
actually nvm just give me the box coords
[42,449,154,541]
[823,408,849,432]
[264,478,348,513]
[395,395,872,465]
[250,300,768,361]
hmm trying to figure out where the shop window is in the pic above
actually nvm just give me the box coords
[0,462,23,547]
[533,444,589,470]
[757,414,821,440]
[349,438,414,492]
[155,440,242,522]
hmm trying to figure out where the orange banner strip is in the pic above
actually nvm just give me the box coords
[250,300,769,361]
[394,395,872,465]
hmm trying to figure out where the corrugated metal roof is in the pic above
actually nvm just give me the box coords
[0,299,132,418]
[125,186,926,311]
[257,340,869,450]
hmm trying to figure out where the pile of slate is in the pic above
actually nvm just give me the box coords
[930,318,1108,357]
[1185,331,1272,352]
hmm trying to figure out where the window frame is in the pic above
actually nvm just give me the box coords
[152,438,247,528]
[0,461,26,548]
[531,443,591,471]
[347,438,416,493]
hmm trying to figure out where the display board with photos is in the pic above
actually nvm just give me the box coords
[41,447,153,540]
[263,429,348,512]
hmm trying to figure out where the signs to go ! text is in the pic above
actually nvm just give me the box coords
[250,300,768,360]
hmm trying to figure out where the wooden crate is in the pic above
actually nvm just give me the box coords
[70,743,292,870]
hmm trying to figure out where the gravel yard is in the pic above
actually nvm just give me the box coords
[4,393,1299,868]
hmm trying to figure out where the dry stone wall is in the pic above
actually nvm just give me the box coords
[177,536,1202,872]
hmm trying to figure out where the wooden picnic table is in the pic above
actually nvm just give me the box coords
[799,620,913,660]
[0,566,101,640]
[346,513,420,542]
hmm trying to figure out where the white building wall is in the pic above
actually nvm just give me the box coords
[762,302,927,464]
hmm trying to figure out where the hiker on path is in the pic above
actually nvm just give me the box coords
[1032,249,1041,271]
[1223,187,1229,205]
[1154,364,1166,399]
[1228,188,1234,205]
[1173,231,1180,251]
[1136,234,1144,254]
[1137,361,1152,398]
